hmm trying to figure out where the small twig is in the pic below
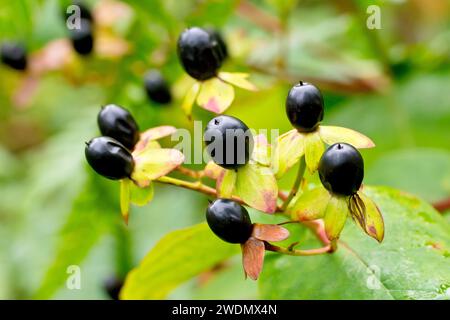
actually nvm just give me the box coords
[433,198,450,213]
[265,242,332,256]
[281,156,306,211]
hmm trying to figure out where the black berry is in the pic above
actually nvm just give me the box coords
[70,18,94,55]
[206,199,253,244]
[177,27,223,81]
[103,276,124,300]
[285,82,324,132]
[1,42,27,70]
[206,28,228,62]
[204,115,253,170]
[144,70,172,105]
[65,1,93,22]
[85,136,134,180]
[319,143,364,196]
[97,104,139,150]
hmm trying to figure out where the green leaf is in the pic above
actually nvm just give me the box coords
[217,169,236,198]
[131,148,185,187]
[260,186,450,300]
[34,172,117,299]
[319,125,375,149]
[196,77,234,114]
[130,182,154,206]
[288,187,331,221]
[181,82,200,117]
[235,162,278,213]
[121,223,238,299]
[323,195,349,241]
[218,72,257,91]
[304,132,324,173]
[120,179,131,224]
[273,129,304,179]
[358,191,384,242]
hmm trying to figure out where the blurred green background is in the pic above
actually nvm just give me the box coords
[0,0,449,299]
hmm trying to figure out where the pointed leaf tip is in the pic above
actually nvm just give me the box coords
[357,192,385,242]
[218,72,257,91]
[319,126,375,149]
[324,196,349,241]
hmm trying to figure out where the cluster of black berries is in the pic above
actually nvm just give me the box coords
[286,81,364,196]
[67,1,95,55]
[177,27,228,80]
[85,104,140,180]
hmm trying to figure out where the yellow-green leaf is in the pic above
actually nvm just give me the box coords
[134,126,175,152]
[324,195,349,241]
[288,187,331,221]
[181,82,200,117]
[319,126,375,149]
[130,182,154,207]
[235,162,278,213]
[252,134,271,166]
[196,77,234,113]
[131,148,185,187]
[304,131,324,173]
[273,129,305,179]
[120,179,131,224]
[357,191,385,242]
[218,71,257,91]
[217,169,237,198]
[121,223,238,299]
[204,161,225,180]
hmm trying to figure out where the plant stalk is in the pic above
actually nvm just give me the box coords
[281,156,306,211]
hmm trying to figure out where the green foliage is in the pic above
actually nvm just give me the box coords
[260,186,450,299]
[121,223,238,299]
[34,172,119,299]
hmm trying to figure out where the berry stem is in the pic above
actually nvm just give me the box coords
[281,156,306,211]
[264,242,332,256]
[155,176,246,206]
[177,166,204,179]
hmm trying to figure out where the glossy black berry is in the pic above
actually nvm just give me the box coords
[206,199,253,244]
[70,18,94,55]
[319,143,364,196]
[206,28,228,62]
[177,27,222,81]
[1,42,27,70]
[85,136,134,180]
[65,1,93,22]
[103,276,124,300]
[286,82,324,132]
[144,70,172,105]
[97,104,139,150]
[204,115,253,170]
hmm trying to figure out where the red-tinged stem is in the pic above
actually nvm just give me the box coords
[433,198,450,213]
[176,166,204,179]
[302,220,330,246]
[264,242,333,256]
